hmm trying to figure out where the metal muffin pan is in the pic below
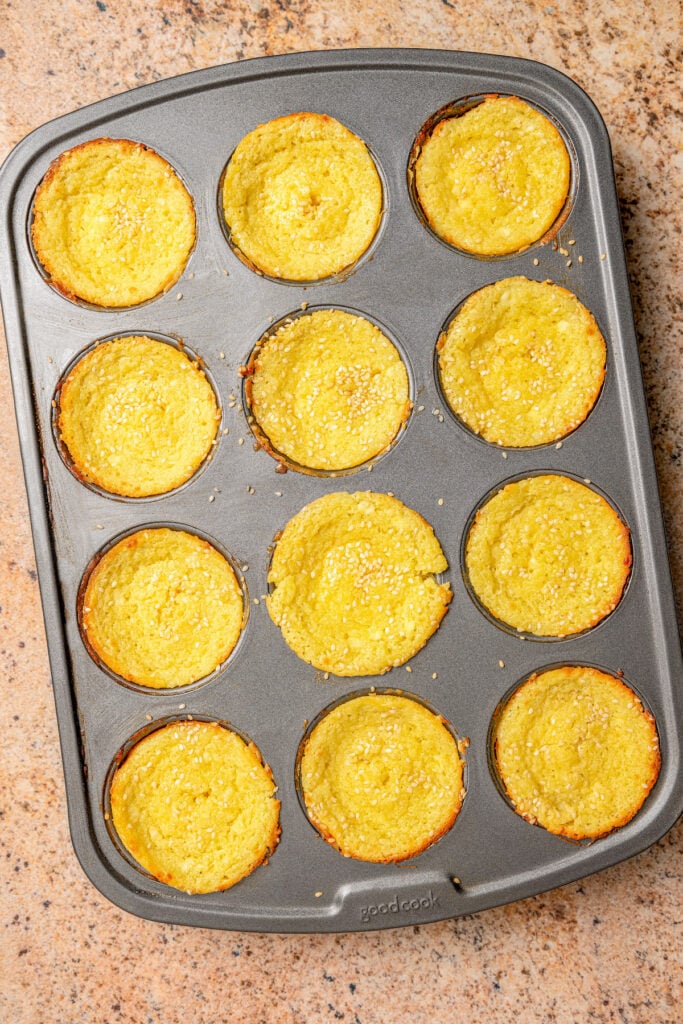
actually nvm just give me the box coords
[1,49,681,933]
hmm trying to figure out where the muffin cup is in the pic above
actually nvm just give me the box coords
[242,304,414,476]
[433,284,608,451]
[52,331,222,501]
[77,523,250,694]
[487,663,661,844]
[295,686,468,858]
[407,94,578,261]
[217,123,388,286]
[28,139,197,310]
[461,471,634,641]
[103,714,279,889]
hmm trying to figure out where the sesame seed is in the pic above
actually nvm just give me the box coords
[556,441,563,449]
[432,672,438,680]
[178,703,186,709]
[176,292,183,300]
[499,660,505,668]
[314,891,322,898]
[238,438,244,446]
[600,252,606,260]
[533,257,539,266]
[208,495,215,502]
[405,665,412,673]
[219,352,225,359]
[578,255,584,264]
[438,498,444,506]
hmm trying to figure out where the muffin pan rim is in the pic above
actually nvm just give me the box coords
[1,48,681,933]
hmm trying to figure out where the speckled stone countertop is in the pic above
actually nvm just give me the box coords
[1,3,681,1022]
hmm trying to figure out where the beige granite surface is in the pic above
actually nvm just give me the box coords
[0,2,681,1022]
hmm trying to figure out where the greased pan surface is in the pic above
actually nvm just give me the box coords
[1,49,681,932]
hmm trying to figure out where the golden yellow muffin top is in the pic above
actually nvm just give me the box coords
[465,474,631,636]
[438,277,606,447]
[81,528,244,688]
[110,720,280,893]
[300,693,465,861]
[413,96,570,256]
[267,491,451,676]
[31,138,195,307]
[58,336,220,497]
[493,666,660,839]
[222,112,383,281]
[246,309,411,471]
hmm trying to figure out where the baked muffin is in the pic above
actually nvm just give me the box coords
[57,335,220,497]
[81,527,244,688]
[31,138,195,307]
[299,693,465,861]
[465,474,631,637]
[246,308,411,472]
[492,666,660,839]
[438,277,606,447]
[221,112,383,281]
[267,491,451,676]
[413,96,570,256]
[110,720,280,893]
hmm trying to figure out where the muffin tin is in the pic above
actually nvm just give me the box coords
[1,49,681,932]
